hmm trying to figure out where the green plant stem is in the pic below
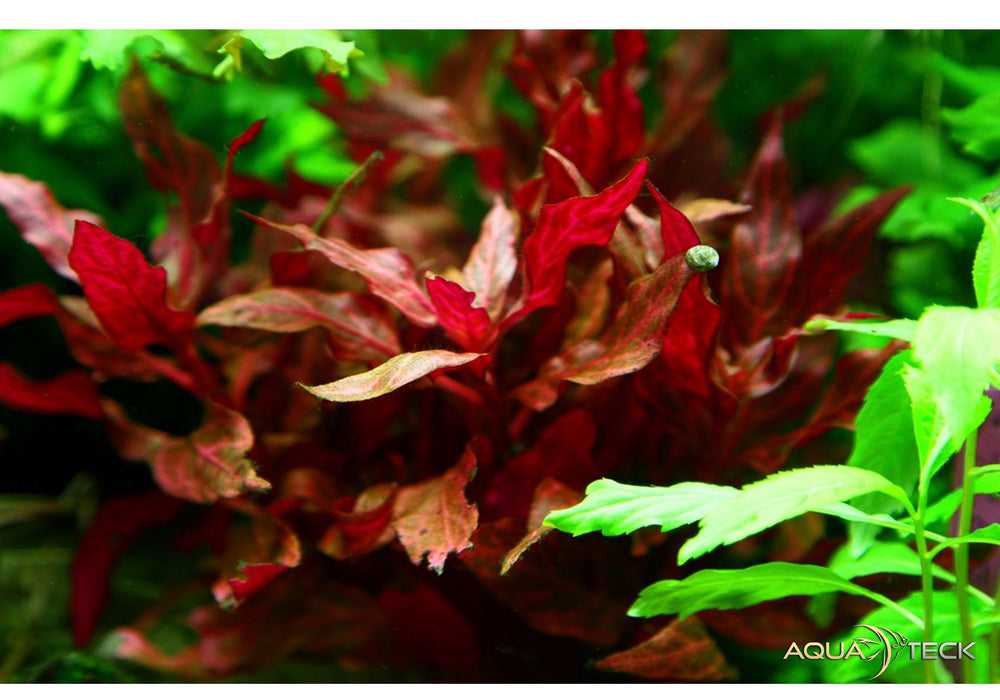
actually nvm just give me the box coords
[955,430,979,683]
[991,572,1000,683]
[913,481,937,684]
[312,150,384,232]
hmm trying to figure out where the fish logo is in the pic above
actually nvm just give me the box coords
[853,624,909,680]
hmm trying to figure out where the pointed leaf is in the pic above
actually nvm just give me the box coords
[248,214,437,327]
[197,287,401,360]
[629,562,877,619]
[951,197,1000,309]
[846,351,920,553]
[0,171,103,282]
[301,350,487,403]
[679,466,912,564]
[0,364,103,419]
[461,197,518,320]
[595,616,738,681]
[544,478,738,537]
[509,159,647,323]
[392,442,479,573]
[0,282,61,328]
[805,316,917,342]
[68,220,195,351]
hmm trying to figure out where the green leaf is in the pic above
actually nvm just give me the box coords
[678,466,912,564]
[931,523,1000,555]
[921,466,1000,526]
[846,351,920,554]
[949,197,1000,309]
[942,92,1000,161]
[902,363,962,481]
[814,502,914,534]
[542,479,738,537]
[237,30,360,75]
[911,305,1000,449]
[804,317,916,342]
[629,562,878,620]
[829,541,952,582]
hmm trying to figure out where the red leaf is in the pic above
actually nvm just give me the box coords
[460,197,518,320]
[225,563,289,605]
[500,478,583,575]
[0,171,103,282]
[248,214,438,327]
[513,252,698,410]
[300,350,488,403]
[68,220,195,352]
[425,274,496,351]
[595,616,738,681]
[507,158,647,325]
[648,182,701,259]
[719,117,802,347]
[0,283,60,328]
[392,441,479,573]
[70,491,182,646]
[104,401,271,503]
[197,287,401,361]
[319,483,396,559]
[0,363,103,419]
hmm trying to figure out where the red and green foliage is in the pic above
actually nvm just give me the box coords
[0,31,908,681]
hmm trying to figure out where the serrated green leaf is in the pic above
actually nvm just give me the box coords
[846,351,919,554]
[911,306,1000,450]
[804,317,916,341]
[629,562,877,620]
[678,466,912,564]
[949,197,1000,309]
[542,479,738,537]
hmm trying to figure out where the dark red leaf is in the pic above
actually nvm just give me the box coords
[68,220,196,352]
[70,491,182,646]
[319,483,396,559]
[0,171,103,282]
[0,283,60,328]
[0,363,103,419]
[225,563,289,606]
[596,616,738,681]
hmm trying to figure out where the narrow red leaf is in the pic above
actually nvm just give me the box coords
[301,350,488,403]
[104,401,270,503]
[68,221,195,352]
[0,363,103,419]
[0,172,103,282]
[507,158,647,325]
[225,563,289,606]
[719,117,802,347]
[197,287,401,361]
[248,214,438,327]
[596,616,738,681]
[392,442,479,573]
[425,274,496,351]
[647,182,701,259]
[70,491,182,646]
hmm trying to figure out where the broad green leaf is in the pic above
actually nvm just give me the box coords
[829,541,952,582]
[949,197,1000,309]
[942,93,1000,161]
[629,562,877,620]
[543,479,738,537]
[300,350,487,403]
[804,316,916,342]
[846,351,919,554]
[678,466,912,564]
[80,30,207,72]
[901,363,962,481]
[911,305,1000,451]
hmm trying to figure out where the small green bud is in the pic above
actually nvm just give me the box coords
[685,245,719,272]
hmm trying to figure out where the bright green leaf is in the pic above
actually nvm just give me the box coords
[943,92,1000,161]
[629,562,880,620]
[949,197,1000,309]
[678,466,912,564]
[237,30,360,76]
[846,351,920,554]
[911,305,1000,450]
[804,317,916,341]
[542,479,738,537]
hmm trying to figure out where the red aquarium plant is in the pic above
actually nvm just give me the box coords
[0,31,905,681]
